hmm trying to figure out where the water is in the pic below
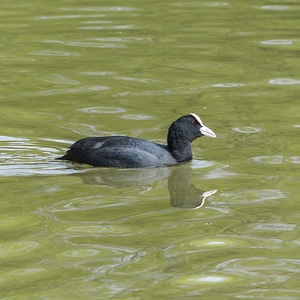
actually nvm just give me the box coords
[0,0,299,299]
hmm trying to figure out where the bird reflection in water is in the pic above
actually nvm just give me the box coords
[73,165,217,209]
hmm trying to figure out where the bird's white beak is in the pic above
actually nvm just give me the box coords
[200,125,216,138]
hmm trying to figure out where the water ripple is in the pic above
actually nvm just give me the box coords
[219,189,286,205]
[215,257,300,279]
[37,85,109,96]
[261,39,294,45]
[63,249,99,258]
[0,136,82,176]
[28,50,80,57]
[232,127,262,133]
[59,6,137,12]
[80,106,126,114]
[250,155,283,164]
[38,74,80,85]
[37,14,105,20]
[260,5,290,10]
[211,83,245,88]
[80,71,114,76]
[249,155,300,164]
[66,224,130,235]
[79,25,137,30]
[268,78,300,85]
[120,114,155,120]
[286,156,300,164]
[0,241,39,258]
[175,274,236,286]
[246,222,296,231]
[188,238,242,248]
[44,39,126,49]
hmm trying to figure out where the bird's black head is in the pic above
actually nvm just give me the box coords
[167,113,216,161]
[168,113,216,142]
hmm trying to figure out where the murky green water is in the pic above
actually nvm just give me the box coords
[0,0,299,299]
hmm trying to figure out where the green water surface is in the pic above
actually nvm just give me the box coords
[0,0,299,299]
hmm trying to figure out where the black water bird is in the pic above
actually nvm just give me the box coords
[57,113,216,168]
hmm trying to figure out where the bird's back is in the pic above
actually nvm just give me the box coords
[57,136,177,168]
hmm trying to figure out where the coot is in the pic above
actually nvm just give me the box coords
[57,113,216,168]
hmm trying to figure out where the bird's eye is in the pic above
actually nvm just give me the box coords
[192,120,196,125]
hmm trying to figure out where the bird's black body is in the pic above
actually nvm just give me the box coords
[57,113,216,168]
[58,136,177,168]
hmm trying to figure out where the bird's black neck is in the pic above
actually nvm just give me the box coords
[167,128,193,162]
